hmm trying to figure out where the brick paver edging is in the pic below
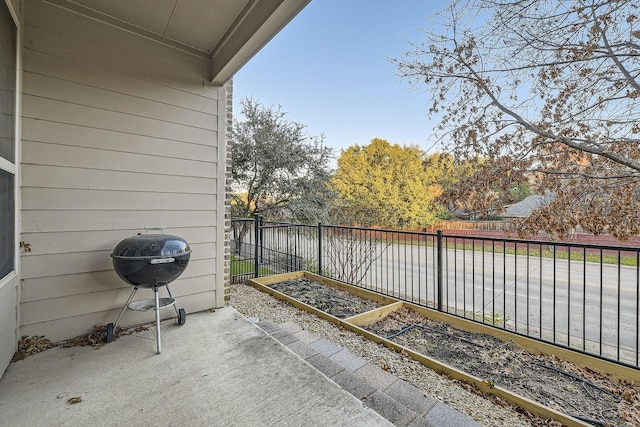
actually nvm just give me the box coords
[254,320,481,427]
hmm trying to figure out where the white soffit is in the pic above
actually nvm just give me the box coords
[47,0,310,83]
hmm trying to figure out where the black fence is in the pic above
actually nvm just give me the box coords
[231,218,308,283]
[231,216,640,369]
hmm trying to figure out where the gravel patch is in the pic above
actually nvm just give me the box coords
[231,282,543,427]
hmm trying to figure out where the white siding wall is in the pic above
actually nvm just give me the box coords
[20,0,223,341]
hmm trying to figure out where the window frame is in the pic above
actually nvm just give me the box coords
[0,0,19,286]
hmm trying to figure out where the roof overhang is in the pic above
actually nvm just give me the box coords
[43,0,311,84]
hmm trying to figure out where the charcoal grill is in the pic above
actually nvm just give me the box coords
[106,229,191,353]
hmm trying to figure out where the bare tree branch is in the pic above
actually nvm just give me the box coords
[393,0,640,239]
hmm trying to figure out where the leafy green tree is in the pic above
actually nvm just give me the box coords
[332,138,443,228]
[422,152,480,193]
[231,98,334,222]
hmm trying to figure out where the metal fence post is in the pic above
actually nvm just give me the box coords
[437,229,443,311]
[318,222,323,276]
[254,214,260,278]
[259,215,265,263]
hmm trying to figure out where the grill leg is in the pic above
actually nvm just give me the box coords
[154,287,162,354]
[165,284,180,317]
[113,287,139,329]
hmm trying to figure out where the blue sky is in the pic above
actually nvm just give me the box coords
[233,0,445,156]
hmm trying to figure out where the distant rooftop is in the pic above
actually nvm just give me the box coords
[501,193,554,218]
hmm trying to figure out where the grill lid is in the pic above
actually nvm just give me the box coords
[111,233,191,288]
[111,234,191,260]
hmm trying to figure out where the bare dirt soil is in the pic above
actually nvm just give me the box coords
[270,279,639,427]
[364,307,639,427]
[270,278,383,319]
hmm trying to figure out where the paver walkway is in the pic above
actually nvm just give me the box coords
[255,319,481,427]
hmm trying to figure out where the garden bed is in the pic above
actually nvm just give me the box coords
[270,278,384,318]
[364,307,637,427]
[249,272,640,427]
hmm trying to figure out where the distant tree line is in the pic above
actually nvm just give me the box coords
[231,98,532,231]
[232,0,640,240]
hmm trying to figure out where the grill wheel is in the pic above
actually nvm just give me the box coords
[177,308,186,326]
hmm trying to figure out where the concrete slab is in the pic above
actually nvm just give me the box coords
[0,307,391,427]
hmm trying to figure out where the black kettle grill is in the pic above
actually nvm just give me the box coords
[106,230,191,353]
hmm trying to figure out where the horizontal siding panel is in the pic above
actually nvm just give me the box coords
[0,115,12,140]
[21,290,121,325]
[24,2,217,98]
[22,141,217,179]
[21,276,218,326]
[23,72,217,131]
[21,270,123,303]
[21,164,216,194]
[20,250,113,279]
[22,188,216,211]
[24,49,218,115]
[20,291,217,342]
[21,210,217,233]
[0,91,12,113]
[22,96,217,146]
[22,119,217,162]
[19,1,226,341]
[21,259,216,302]
[21,242,215,279]
[19,227,217,255]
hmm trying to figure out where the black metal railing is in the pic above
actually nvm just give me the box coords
[231,216,640,369]
[231,218,312,282]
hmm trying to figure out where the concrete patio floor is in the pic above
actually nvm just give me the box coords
[0,307,390,426]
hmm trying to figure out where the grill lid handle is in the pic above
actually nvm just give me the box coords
[149,257,175,264]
